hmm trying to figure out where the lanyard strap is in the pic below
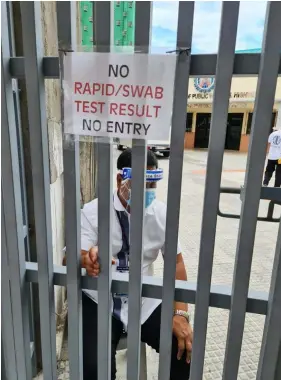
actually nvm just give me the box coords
[115,210,130,254]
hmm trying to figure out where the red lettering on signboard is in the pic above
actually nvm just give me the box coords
[73,82,164,99]
[74,82,82,94]
[73,79,165,128]
[107,103,161,118]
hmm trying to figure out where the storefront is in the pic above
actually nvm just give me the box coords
[184,77,281,152]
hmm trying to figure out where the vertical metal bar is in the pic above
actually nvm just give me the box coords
[6,0,28,226]
[158,3,194,380]
[1,3,32,378]
[57,3,82,380]
[2,340,7,380]
[6,3,38,374]
[126,2,151,379]
[256,220,281,380]
[92,0,99,199]
[1,199,18,380]
[20,2,57,378]
[274,343,281,380]
[190,3,240,379]
[223,3,281,379]
[94,2,112,380]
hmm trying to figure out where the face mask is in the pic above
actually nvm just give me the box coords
[127,188,156,208]
[145,189,156,208]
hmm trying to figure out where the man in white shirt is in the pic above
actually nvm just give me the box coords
[80,148,193,380]
[263,128,281,187]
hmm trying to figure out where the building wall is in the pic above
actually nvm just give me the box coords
[41,1,65,318]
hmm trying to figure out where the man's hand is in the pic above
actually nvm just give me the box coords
[172,315,193,363]
[81,247,116,277]
[82,247,100,276]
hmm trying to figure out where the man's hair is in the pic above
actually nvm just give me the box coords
[117,148,158,170]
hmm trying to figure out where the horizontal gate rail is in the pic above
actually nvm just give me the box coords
[25,262,268,315]
[8,53,281,79]
[219,186,281,202]
[218,187,281,223]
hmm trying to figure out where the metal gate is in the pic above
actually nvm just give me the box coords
[2,1,281,380]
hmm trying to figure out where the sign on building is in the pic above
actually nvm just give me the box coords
[63,52,176,140]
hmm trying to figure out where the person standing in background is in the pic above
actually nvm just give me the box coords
[263,127,281,187]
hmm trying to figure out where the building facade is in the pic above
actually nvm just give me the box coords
[184,76,281,152]
[185,49,281,152]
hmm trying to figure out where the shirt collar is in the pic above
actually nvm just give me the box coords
[113,190,126,212]
[113,190,155,215]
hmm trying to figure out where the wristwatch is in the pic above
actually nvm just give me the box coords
[174,310,190,323]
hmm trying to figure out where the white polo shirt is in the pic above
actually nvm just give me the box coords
[268,130,281,160]
[81,191,181,328]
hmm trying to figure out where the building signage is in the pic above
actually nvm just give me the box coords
[194,78,215,93]
[188,102,249,109]
[188,91,256,100]
[63,52,176,140]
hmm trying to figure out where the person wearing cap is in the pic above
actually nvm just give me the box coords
[263,127,281,187]
[80,148,192,379]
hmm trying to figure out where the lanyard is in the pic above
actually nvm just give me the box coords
[115,209,130,254]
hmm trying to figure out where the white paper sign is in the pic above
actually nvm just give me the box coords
[63,52,176,140]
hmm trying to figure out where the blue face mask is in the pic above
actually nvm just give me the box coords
[127,188,156,208]
[145,189,156,208]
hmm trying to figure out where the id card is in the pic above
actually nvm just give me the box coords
[114,263,129,297]
[117,265,129,272]
[113,292,128,298]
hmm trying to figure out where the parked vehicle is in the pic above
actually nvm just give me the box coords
[115,135,171,158]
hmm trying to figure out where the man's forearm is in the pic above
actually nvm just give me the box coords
[174,253,188,312]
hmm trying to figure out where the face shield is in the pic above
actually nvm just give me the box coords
[118,167,163,209]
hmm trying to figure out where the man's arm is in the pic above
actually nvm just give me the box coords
[267,133,273,153]
[172,253,193,363]
[174,253,188,312]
